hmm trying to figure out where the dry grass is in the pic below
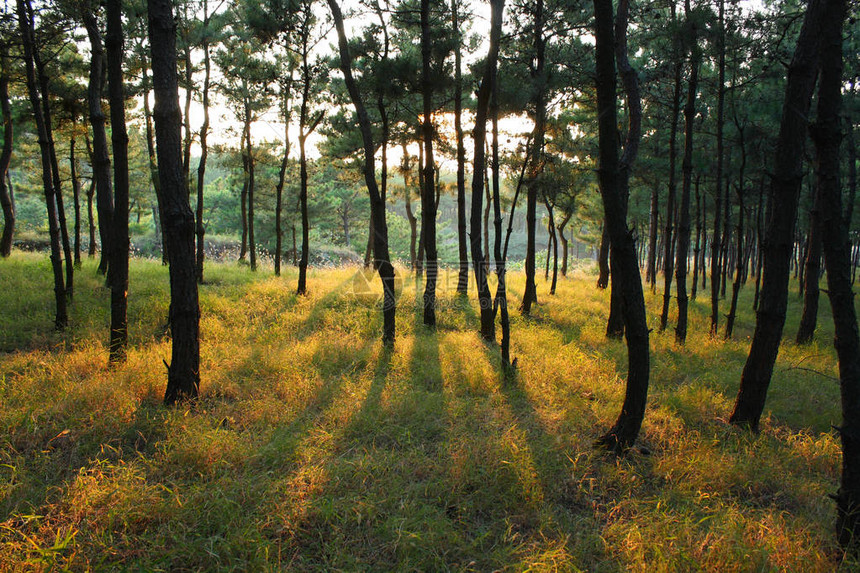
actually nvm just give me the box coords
[0,251,853,571]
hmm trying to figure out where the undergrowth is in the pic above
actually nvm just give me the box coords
[0,251,853,571]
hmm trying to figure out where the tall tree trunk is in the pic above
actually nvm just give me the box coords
[239,139,248,262]
[806,0,859,551]
[452,0,468,294]
[275,72,292,277]
[468,0,503,340]
[70,132,81,267]
[710,0,726,334]
[725,123,747,340]
[675,4,699,345]
[85,134,96,257]
[0,40,15,258]
[297,126,309,293]
[597,226,609,289]
[17,0,67,329]
[83,9,114,276]
[402,143,418,270]
[796,184,822,343]
[646,183,659,291]
[420,0,437,327]
[490,36,511,369]
[195,1,211,283]
[297,51,322,293]
[593,0,650,452]
[106,0,129,364]
[691,176,701,300]
[246,103,257,272]
[141,53,167,264]
[35,41,72,297]
[520,0,545,315]
[660,2,683,332]
[181,11,192,197]
[607,0,641,339]
[416,141,425,278]
[753,178,766,310]
[147,0,201,404]
[328,0,396,343]
[559,212,571,277]
[729,0,825,429]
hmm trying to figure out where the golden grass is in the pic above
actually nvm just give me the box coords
[0,251,854,571]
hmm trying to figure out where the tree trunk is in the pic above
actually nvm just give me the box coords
[597,226,609,289]
[660,3,683,332]
[807,0,859,551]
[328,0,396,344]
[420,0,437,327]
[593,0,650,452]
[83,9,114,277]
[710,0,726,335]
[796,185,822,343]
[140,57,167,265]
[729,0,825,429]
[691,176,701,300]
[559,212,571,277]
[195,1,211,283]
[35,41,73,297]
[275,73,292,277]
[468,0,503,341]
[520,0,545,316]
[725,123,747,340]
[70,133,81,267]
[147,0,201,404]
[608,0,641,339]
[106,0,129,364]
[0,40,15,258]
[489,24,511,369]
[402,143,418,270]
[452,0,468,294]
[246,103,257,272]
[85,134,96,258]
[17,0,67,329]
[675,7,699,345]
[646,183,659,291]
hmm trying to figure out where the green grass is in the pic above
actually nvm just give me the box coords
[0,250,854,571]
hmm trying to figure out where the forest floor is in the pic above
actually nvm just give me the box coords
[0,251,854,571]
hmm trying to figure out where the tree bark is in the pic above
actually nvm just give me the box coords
[660,2,683,332]
[469,0,503,340]
[195,0,211,283]
[646,183,659,291]
[17,0,67,329]
[593,0,650,452]
[452,0,468,294]
[420,0,437,327]
[675,5,699,345]
[147,0,201,404]
[0,39,14,257]
[808,0,859,551]
[729,0,825,429]
[141,52,167,264]
[607,0,641,339]
[70,132,81,267]
[520,0,545,315]
[725,123,747,340]
[83,9,114,276]
[328,0,396,344]
[710,0,726,335]
[106,0,129,364]
[275,72,292,277]
[35,31,73,297]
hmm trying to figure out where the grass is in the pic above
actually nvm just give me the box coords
[0,250,854,571]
